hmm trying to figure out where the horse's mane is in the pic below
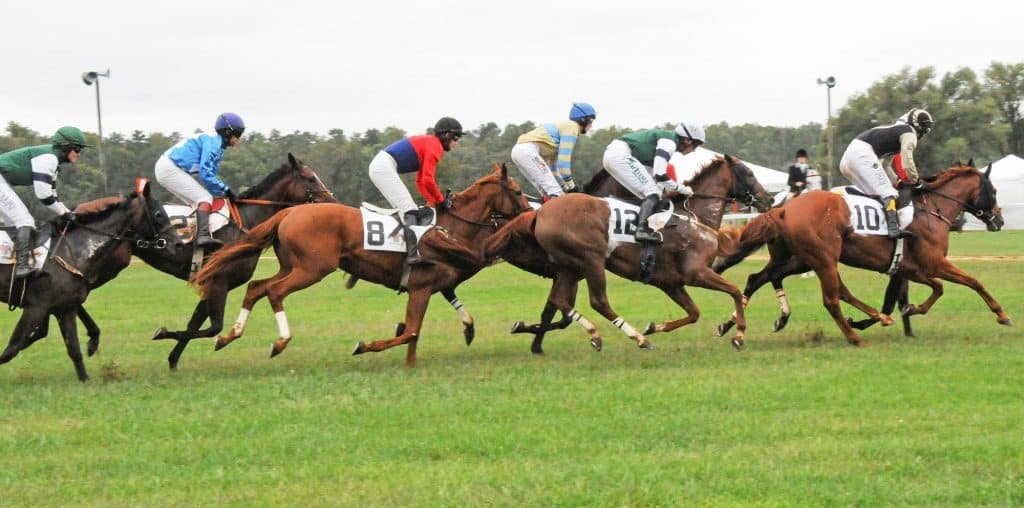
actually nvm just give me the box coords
[686,156,728,187]
[582,169,612,194]
[924,166,978,188]
[239,163,292,199]
[72,195,129,222]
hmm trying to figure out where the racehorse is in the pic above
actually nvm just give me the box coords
[712,163,1010,345]
[191,165,529,367]
[484,155,773,353]
[143,154,335,369]
[0,183,177,381]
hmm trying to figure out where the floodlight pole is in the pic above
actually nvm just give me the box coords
[817,76,836,186]
[81,69,110,193]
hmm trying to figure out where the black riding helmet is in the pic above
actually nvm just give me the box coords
[434,117,465,151]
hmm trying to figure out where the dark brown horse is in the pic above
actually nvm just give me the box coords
[191,165,529,366]
[143,154,335,369]
[713,163,1010,345]
[484,155,773,353]
[0,184,178,380]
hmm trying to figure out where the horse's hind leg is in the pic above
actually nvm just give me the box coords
[580,265,652,350]
[77,306,101,357]
[57,309,88,382]
[0,307,47,365]
[814,265,866,346]
[849,275,903,330]
[543,271,606,351]
[353,288,433,367]
[163,300,211,369]
[837,278,893,326]
[686,266,747,350]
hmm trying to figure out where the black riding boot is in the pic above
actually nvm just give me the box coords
[13,226,34,279]
[403,211,425,265]
[634,194,663,244]
[884,197,913,239]
[195,209,223,248]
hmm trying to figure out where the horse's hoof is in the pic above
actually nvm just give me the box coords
[731,337,744,351]
[715,321,734,337]
[773,315,789,332]
[270,338,291,358]
[638,339,655,350]
[464,324,475,346]
[998,317,1014,326]
[214,336,233,351]
[901,305,916,317]
[849,339,869,347]
[879,314,894,327]
[643,322,657,335]
[510,320,525,334]
[352,341,367,355]
[394,322,406,336]
[530,347,544,355]
[87,341,99,357]
[151,327,168,340]
[590,337,602,352]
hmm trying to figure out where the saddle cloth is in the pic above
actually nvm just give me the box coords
[359,204,436,252]
[165,198,231,245]
[604,197,673,245]
[0,229,52,269]
[831,186,913,237]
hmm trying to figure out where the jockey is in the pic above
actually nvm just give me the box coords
[840,108,932,239]
[510,102,596,199]
[0,126,89,278]
[603,122,705,244]
[154,113,245,248]
[787,148,810,196]
[368,116,465,265]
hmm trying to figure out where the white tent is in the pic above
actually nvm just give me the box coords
[963,154,1024,230]
[670,147,789,193]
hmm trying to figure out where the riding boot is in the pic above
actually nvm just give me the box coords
[402,211,427,265]
[195,205,223,248]
[13,226,35,279]
[884,197,913,239]
[634,194,663,244]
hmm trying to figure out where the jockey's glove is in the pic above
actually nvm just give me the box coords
[224,188,237,201]
[438,196,454,212]
[60,211,77,226]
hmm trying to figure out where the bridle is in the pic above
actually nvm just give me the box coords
[685,160,760,208]
[229,167,335,230]
[441,177,529,229]
[918,172,999,226]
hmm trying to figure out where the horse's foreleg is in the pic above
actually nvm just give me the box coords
[441,288,474,346]
[165,300,211,370]
[265,267,333,358]
[688,267,746,350]
[353,288,432,367]
[716,259,789,337]
[837,279,893,327]
[898,279,914,337]
[77,306,101,357]
[645,285,698,335]
[849,274,903,330]
[929,261,1012,325]
[215,275,279,350]
[57,309,88,382]
[900,272,944,319]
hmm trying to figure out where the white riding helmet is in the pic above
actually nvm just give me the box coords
[903,108,933,137]
[675,122,706,144]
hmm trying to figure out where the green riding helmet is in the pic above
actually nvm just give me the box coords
[51,126,92,149]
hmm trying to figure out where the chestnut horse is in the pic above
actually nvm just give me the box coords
[713,163,1010,345]
[484,155,773,352]
[191,165,529,366]
[144,154,335,369]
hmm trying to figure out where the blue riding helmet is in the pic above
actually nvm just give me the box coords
[215,112,246,138]
[569,102,597,122]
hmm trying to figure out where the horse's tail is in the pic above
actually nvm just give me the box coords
[191,208,292,296]
[483,210,536,261]
[714,226,743,257]
[712,211,781,274]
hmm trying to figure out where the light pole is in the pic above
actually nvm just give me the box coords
[81,69,110,193]
[817,76,836,186]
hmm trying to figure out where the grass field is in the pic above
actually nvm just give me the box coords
[1,231,1022,506]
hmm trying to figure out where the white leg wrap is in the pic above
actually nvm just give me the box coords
[231,308,250,335]
[776,288,791,315]
[569,309,597,334]
[274,311,291,339]
[612,317,640,339]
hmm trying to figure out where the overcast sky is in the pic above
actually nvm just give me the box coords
[2,0,1021,139]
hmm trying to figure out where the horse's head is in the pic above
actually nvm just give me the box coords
[239,153,335,205]
[924,162,1003,231]
[449,163,531,224]
[685,155,772,212]
[70,182,180,260]
[130,178,180,255]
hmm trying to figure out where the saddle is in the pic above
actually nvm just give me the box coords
[0,222,55,250]
[842,186,913,208]
[165,199,233,245]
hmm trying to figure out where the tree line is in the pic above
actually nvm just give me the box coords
[2,62,1020,216]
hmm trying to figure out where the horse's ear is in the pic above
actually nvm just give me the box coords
[288,152,299,169]
[499,162,508,179]
[984,163,992,178]
[135,177,151,198]
[955,159,962,166]
[967,158,974,168]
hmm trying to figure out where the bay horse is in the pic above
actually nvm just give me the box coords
[484,155,773,353]
[0,183,178,381]
[143,153,335,369]
[191,165,529,367]
[712,163,1010,345]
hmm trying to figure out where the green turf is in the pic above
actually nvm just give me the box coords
[1,232,1021,506]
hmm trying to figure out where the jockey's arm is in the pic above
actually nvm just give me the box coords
[31,153,71,216]
[198,137,229,196]
[554,125,579,190]
[652,137,675,179]
[415,155,445,206]
[898,132,921,183]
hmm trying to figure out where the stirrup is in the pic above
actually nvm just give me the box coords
[888,229,914,240]
[196,235,223,248]
[634,229,663,245]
